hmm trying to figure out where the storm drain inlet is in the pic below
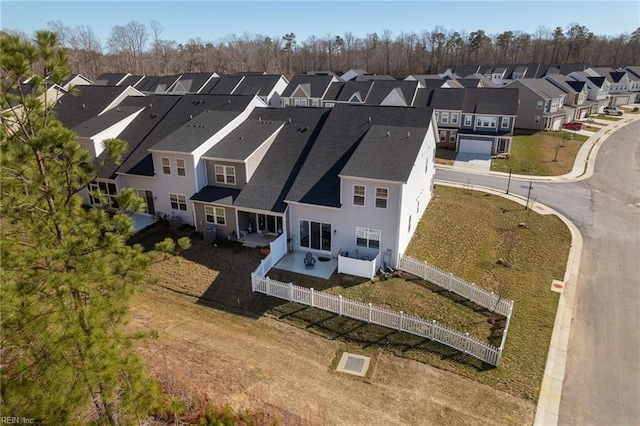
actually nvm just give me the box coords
[336,352,370,377]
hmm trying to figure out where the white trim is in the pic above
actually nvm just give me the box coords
[375,187,388,209]
[353,184,365,206]
[176,158,186,177]
[214,164,236,185]
[169,193,188,211]
[161,157,171,175]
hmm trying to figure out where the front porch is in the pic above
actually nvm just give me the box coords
[273,251,337,280]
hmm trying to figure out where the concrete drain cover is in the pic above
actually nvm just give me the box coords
[336,352,370,377]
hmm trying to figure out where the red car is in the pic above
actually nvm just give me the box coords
[562,121,584,130]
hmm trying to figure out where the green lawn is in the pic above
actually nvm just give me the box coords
[435,147,457,166]
[491,130,587,176]
[594,114,623,121]
[268,186,571,401]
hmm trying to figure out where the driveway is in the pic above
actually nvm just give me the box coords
[452,153,491,172]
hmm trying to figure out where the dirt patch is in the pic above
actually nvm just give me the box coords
[130,285,535,425]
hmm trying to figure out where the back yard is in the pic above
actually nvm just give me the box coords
[128,185,570,424]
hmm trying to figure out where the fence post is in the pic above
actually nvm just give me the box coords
[368,303,372,323]
[310,288,315,307]
[266,277,271,295]
[251,273,255,292]
[288,282,293,301]
[448,273,453,291]
[339,295,343,316]
[399,311,404,331]
[469,284,475,303]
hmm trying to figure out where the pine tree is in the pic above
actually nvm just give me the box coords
[1,31,187,424]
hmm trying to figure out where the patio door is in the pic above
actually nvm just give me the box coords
[136,189,155,215]
[299,220,331,252]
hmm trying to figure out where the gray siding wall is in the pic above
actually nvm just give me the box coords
[193,202,238,236]
[507,82,544,130]
[205,159,247,188]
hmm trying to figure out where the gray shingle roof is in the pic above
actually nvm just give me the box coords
[364,80,418,105]
[340,124,428,182]
[281,74,335,98]
[463,88,519,115]
[137,75,181,93]
[150,109,243,153]
[167,73,216,93]
[203,118,285,161]
[54,85,132,128]
[72,105,143,137]
[190,186,240,205]
[97,95,181,179]
[118,94,255,175]
[206,75,243,95]
[232,108,329,213]
[508,78,565,99]
[285,104,432,208]
[93,73,129,86]
[120,75,145,88]
[232,74,282,97]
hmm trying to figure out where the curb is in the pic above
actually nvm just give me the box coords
[436,112,640,184]
[433,180,583,426]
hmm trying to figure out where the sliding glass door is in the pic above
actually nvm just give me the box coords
[299,220,331,252]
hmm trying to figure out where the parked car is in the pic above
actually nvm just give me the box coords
[603,106,624,116]
[562,121,584,130]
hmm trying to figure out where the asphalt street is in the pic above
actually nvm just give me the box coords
[435,119,640,425]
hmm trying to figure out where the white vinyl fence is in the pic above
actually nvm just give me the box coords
[398,255,514,318]
[251,274,503,366]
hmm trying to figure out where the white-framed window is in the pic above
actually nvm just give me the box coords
[464,115,472,126]
[534,116,541,124]
[439,130,446,142]
[300,99,308,107]
[161,157,171,175]
[204,205,225,225]
[215,165,235,185]
[294,99,301,106]
[375,187,388,209]
[283,99,290,107]
[312,99,319,107]
[536,100,543,109]
[88,181,119,208]
[353,185,365,206]
[441,112,449,124]
[170,193,187,211]
[176,158,186,176]
[451,113,459,125]
[501,117,509,128]
[356,227,381,250]
[476,116,497,128]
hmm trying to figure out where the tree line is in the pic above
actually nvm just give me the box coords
[34,20,640,79]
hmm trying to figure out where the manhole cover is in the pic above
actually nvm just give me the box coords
[336,352,370,377]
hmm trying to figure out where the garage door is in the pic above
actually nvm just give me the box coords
[458,139,492,155]
[614,96,630,106]
[552,117,563,130]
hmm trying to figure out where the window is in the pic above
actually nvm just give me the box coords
[435,112,439,121]
[464,115,472,126]
[300,99,308,107]
[89,181,119,208]
[176,158,186,176]
[325,102,335,108]
[501,117,509,128]
[356,227,381,250]
[441,112,449,124]
[205,205,225,225]
[451,113,459,125]
[299,220,331,251]
[534,115,541,124]
[215,165,235,185]
[283,99,290,107]
[353,185,365,206]
[161,157,171,175]
[536,100,543,110]
[170,193,187,211]
[136,189,155,215]
[439,130,446,142]
[375,187,388,209]
[294,99,301,106]
[476,116,497,128]
[312,99,319,107]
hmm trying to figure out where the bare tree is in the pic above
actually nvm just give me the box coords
[106,20,148,74]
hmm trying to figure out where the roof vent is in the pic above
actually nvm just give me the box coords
[189,114,193,119]
[407,131,411,138]
[82,103,85,108]
[117,107,120,112]
[227,99,231,104]
[259,117,262,122]
[149,103,153,107]
[288,118,292,123]
[368,117,371,122]
[387,131,390,137]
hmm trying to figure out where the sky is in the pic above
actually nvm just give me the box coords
[1,0,639,47]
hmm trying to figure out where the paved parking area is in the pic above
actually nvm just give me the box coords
[452,153,492,172]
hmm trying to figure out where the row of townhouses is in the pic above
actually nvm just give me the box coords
[8,64,636,271]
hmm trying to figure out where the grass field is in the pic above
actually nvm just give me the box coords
[491,130,587,175]
[435,147,457,165]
